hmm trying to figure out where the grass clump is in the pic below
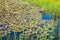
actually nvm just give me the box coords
[23,0,60,18]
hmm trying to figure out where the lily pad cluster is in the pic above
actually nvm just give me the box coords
[0,0,58,40]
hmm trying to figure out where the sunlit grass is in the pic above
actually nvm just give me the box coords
[22,0,60,18]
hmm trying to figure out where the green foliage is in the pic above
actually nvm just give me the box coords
[22,0,60,18]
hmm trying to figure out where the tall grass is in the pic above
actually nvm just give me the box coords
[22,0,60,18]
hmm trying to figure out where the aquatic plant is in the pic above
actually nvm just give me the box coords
[0,0,59,40]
